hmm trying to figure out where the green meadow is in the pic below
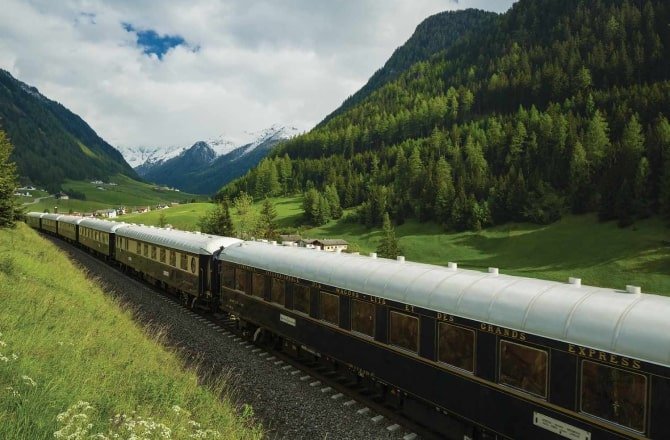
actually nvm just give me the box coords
[120,196,670,296]
[25,174,205,214]
[0,224,262,439]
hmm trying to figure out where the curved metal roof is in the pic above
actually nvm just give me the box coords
[219,241,670,367]
[56,215,86,225]
[42,213,63,221]
[79,218,129,233]
[116,224,242,255]
[26,212,47,219]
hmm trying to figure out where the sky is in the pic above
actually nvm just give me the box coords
[0,0,516,149]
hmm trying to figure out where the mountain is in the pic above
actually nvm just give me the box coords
[0,70,138,192]
[222,0,670,230]
[135,125,298,194]
[319,9,496,126]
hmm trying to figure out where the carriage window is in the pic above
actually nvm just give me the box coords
[222,265,235,288]
[320,292,339,325]
[151,246,157,260]
[293,285,310,314]
[159,248,166,263]
[438,323,475,372]
[136,241,141,253]
[143,244,149,257]
[190,257,196,274]
[351,300,375,337]
[169,250,176,266]
[271,278,285,305]
[389,311,419,352]
[499,340,548,398]
[581,361,647,432]
[251,273,265,298]
[235,269,248,293]
[180,253,188,270]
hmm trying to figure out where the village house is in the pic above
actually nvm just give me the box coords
[297,238,349,252]
[95,209,117,218]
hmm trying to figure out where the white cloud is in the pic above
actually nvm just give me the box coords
[0,0,516,149]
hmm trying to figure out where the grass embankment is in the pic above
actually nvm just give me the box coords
[121,196,670,296]
[29,174,205,214]
[0,224,262,439]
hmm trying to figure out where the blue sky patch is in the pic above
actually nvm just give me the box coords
[123,23,187,59]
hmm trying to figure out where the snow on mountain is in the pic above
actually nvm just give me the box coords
[119,124,298,172]
[116,144,183,168]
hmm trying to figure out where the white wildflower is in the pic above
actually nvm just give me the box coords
[0,354,8,363]
[171,405,182,414]
[11,353,18,360]
[0,340,6,347]
[21,375,37,387]
[5,386,20,398]
[57,341,64,346]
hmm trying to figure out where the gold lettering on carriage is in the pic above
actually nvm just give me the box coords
[436,313,455,322]
[271,272,298,283]
[568,344,641,370]
[480,323,526,341]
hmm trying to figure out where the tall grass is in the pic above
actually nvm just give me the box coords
[0,224,262,439]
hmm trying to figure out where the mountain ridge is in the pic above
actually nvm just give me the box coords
[135,125,298,194]
[0,69,138,192]
[222,1,670,230]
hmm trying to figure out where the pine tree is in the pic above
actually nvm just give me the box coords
[0,130,20,228]
[377,212,401,259]
[198,199,234,236]
[258,198,278,239]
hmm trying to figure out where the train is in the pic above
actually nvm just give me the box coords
[25,211,670,440]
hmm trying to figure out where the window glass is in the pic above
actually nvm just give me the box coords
[389,311,419,352]
[499,340,548,398]
[160,248,166,263]
[320,292,339,325]
[136,241,141,253]
[143,244,149,257]
[270,278,285,305]
[251,273,265,298]
[581,361,647,432]
[222,265,235,288]
[351,300,375,337]
[151,246,157,260]
[190,257,196,274]
[169,250,176,266]
[293,285,310,314]
[180,253,188,270]
[235,269,248,293]
[438,323,475,372]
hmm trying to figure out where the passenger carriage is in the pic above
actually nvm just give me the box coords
[217,241,670,440]
[56,215,85,243]
[77,218,127,258]
[114,225,241,305]
[41,213,62,235]
[25,212,46,230]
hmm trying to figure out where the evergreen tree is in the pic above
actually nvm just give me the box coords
[377,212,401,259]
[0,130,19,228]
[258,198,278,239]
[198,199,234,236]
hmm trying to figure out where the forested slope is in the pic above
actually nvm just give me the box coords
[221,0,670,230]
[0,70,138,192]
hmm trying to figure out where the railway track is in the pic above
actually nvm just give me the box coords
[48,235,440,440]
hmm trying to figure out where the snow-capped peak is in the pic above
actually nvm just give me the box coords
[117,124,298,171]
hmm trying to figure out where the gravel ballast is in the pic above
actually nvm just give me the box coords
[50,238,415,440]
